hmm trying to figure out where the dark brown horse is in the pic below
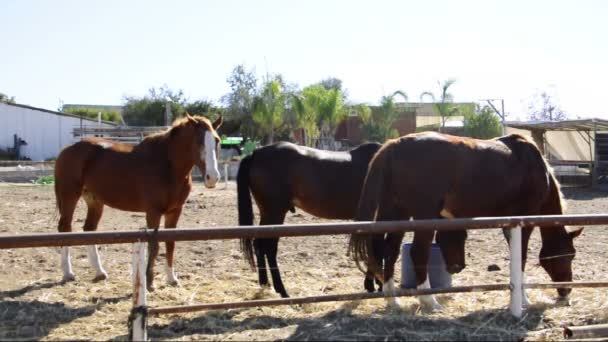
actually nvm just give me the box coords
[350,132,583,311]
[54,114,222,290]
[237,141,467,298]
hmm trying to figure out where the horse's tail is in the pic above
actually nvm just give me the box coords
[237,154,256,270]
[348,145,390,282]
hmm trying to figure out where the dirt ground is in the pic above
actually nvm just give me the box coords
[0,181,607,341]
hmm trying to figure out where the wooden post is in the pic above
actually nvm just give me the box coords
[564,324,608,339]
[509,225,523,318]
[129,233,147,341]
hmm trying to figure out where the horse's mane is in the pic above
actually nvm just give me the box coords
[497,133,567,211]
[132,115,216,152]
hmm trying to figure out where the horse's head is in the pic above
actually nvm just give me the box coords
[178,113,223,188]
[436,229,468,274]
[539,226,583,299]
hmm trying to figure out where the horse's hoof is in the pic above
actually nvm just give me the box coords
[167,279,180,287]
[147,284,156,292]
[62,273,76,283]
[386,298,401,311]
[92,272,108,282]
[419,297,443,312]
[279,292,290,298]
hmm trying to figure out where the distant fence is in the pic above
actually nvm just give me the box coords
[1,214,608,340]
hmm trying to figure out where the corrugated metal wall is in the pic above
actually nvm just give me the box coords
[0,103,114,161]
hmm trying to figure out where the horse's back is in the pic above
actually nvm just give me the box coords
[380,132,551,216]
[247,142,375,219]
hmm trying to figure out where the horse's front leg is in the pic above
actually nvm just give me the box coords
[411,230,443,311]
[145,212,162,292]
[163,207,182,287]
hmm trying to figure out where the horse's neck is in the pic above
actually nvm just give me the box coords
[137,135,195,181]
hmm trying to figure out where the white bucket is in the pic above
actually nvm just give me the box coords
[401,243,452,289]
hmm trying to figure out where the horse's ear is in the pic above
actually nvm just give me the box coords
[212,114,223,130]
[186,113,195,122]
[567,226,584,239]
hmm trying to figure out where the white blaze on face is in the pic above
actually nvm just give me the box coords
[201,130,220,188]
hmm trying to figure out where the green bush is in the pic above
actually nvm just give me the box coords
[63,107,122,123]
[33,175,54,185]
[463,106,503,139]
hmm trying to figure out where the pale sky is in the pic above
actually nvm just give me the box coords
[2,0,607,120]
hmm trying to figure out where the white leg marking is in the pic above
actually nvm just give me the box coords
[87,245,107,281]
[417,276,443,311]
[61,247,75,281]
[165,263,179,286]
[384,278,401,309]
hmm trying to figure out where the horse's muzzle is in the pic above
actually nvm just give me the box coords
[204,174,218,188]
[446,264,465,274]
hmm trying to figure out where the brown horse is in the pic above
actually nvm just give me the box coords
[54,114,222,290]
[237,141,467,298]
[349,132,583,311]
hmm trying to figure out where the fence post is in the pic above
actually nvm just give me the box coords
[509,225,523,318]
[129,230,148,341]
[224,162,229,189]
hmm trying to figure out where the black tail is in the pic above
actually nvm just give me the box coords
[237,154,256,270]
[348,145,389,281]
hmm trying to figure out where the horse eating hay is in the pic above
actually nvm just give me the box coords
[349,132,583,311]
[237,141,467,298]
[54,114,222,290]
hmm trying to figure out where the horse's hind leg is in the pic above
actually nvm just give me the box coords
[163,208,182,286]
[364,235,384,293]
[260,211,288,298]
[253,239,270,288]
[56,187,80,282]
[265,237,289,298]
[82,191,107,282]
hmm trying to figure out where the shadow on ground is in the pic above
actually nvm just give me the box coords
[132,301,554,341]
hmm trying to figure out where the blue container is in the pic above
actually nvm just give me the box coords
[401,243,452,289]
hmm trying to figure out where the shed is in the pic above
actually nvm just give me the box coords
[0,102,115,161]
[505,119,608,187]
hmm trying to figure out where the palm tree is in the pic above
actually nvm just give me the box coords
[252,79,285,144]
[297,84,345,147]
[361,90,408,142]
[420,79,459,132]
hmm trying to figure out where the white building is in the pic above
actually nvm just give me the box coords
[0,102,115,161]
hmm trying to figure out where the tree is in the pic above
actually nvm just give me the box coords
[184,99,216,115]
[420,79,459,132]
[319,77,349,100]
[528,90,567,121]
[298,84,346,146]
[63,107,122,123]
[252,79,285,144]
[361,90,407,143]
[221,64,258,137]
[463,105,502,139]
[122,85,186,126]
[0,92,16,104]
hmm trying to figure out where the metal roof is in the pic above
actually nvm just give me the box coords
[505,118,608,131]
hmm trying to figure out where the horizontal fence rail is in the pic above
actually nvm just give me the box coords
[0,214,607,249]
[147,281,608,315]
